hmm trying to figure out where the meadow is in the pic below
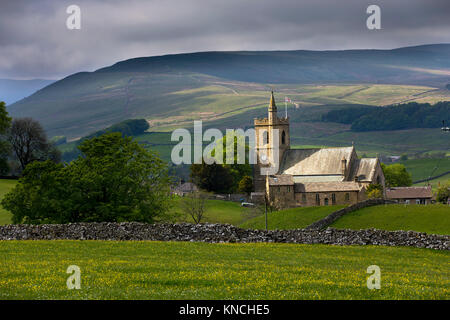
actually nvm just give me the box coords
[0,179,15,225]
[240,205,343,230]
[331,204,450,235]
[414,173,450,190]
[399,158,450,182]
[0,241,448,300]
[170,197,254,226]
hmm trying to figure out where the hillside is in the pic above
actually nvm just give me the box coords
[330,204,450,235]
[6,44,450,139]
[240,205,343,230]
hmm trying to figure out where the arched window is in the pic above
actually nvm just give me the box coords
[281,130,286,145]
[263,131,269,145]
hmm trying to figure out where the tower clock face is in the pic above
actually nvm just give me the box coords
[261,154,268,163]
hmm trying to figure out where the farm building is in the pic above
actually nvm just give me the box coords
[386,186,433,204]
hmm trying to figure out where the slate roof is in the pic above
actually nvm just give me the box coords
[280,147,355,175]
[348,158,378,182]
[386,186,433,199]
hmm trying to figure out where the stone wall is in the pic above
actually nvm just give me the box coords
[305,199,396,230]
[0,222,447,250]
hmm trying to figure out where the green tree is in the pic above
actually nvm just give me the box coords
[381,163,413,187]
[190,161,234,193]
[238,175,253,195]
[366,183,383,199]
[211,131,252,192]
[436,182,450,204]
[2,133,172,224]
[0,101,12,174]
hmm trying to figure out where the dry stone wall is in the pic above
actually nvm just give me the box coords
[0,222,448,250]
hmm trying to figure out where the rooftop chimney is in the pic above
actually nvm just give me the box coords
[341,157,347,177]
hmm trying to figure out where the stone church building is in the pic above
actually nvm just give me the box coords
[253,92,385,208]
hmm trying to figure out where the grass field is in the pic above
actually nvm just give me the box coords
[413,173,450,190]
[171,197,254,226]
[331,204,450,235]
[0,179,16,225]
[0,241,448,299]
[399,158,450,182]
[240,206,343,230]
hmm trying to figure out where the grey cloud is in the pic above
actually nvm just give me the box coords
[0,0,449,79]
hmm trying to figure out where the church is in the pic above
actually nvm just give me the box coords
[253,92,385,208]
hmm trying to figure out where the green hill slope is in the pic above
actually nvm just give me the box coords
[330,204,450,235]
[7,44,450,139]
[398,158,450,182]
[240,205,343,230]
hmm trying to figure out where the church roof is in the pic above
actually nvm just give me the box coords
[348,158,378,182]
[280,147,355,176]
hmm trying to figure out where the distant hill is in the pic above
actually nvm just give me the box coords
[97,44,450,85]
[0,78,55,105]
[7,44,450,139]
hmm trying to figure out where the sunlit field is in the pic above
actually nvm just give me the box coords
[0,241,448,300]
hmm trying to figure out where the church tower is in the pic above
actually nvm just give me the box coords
[253,92,290,192]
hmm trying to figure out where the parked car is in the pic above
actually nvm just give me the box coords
[241,202,255,207]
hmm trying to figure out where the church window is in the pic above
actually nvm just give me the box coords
[287,186,290,192]
[315,194,320,206]
[282,130,286,145]
[324,198,329,206]
[263,131,269,145]
[302,194,306,203]
[332,193,336,205]
[345,193,350,201]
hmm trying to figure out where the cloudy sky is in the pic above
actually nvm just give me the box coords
[1,0,449,79]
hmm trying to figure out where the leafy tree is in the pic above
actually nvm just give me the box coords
[238,175,253,195]
[191,131,253,194]
[436,182,450,204]
[366,183,383,199]
[8,117,60,171]
[2,133,172,224]
[381,163,413,187]
[0,101,12,174]
[190,161,234,193]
